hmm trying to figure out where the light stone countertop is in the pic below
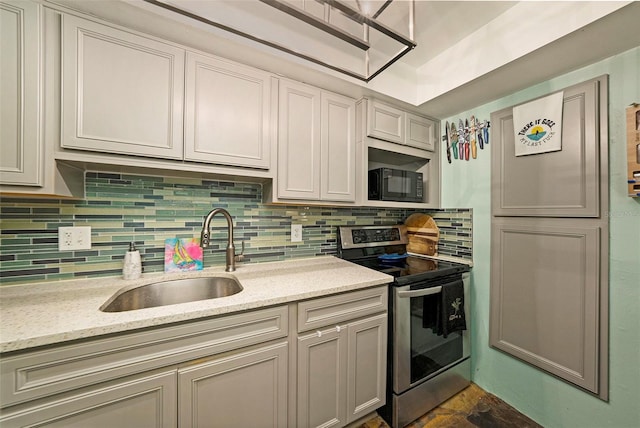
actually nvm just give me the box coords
[0,256,393,353]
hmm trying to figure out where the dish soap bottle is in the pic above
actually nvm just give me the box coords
[123,242,142,280]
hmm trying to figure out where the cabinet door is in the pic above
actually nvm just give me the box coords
[321,92,356,202]
[491,79,601,217]
[0,370,177,428]
[0,1,42,186]
[367,100,405,144]
[277,80,321,200]
[297,328,346,428]
[346,314,387,424]
[178,341,288,428]
[61,15,184,159]
[406,113,435,151]
[490,218,601,393]
[184,52,271,169]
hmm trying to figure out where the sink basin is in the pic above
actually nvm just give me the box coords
[100,276,243,312]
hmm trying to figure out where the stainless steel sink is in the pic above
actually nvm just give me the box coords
[100,276,243,312]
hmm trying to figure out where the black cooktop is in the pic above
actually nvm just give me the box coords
[337,225,469,286]
[350,256,469,285]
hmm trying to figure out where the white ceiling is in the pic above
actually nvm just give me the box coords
[374,0,640,116]
[51,0,640,117]
[402,1,518,67]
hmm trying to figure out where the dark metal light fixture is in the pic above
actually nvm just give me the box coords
[143,0,416,81]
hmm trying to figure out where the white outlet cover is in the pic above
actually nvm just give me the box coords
[291,224,302,242]
[59,226,92,251]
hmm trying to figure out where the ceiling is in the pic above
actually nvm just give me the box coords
[51,0,640,117]
[370,0,640,116]
[401,1,518,67]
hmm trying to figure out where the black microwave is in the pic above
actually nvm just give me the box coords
[368,168,424,202]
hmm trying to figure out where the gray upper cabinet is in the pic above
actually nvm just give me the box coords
[0,1,42,186]
[61,14,185,159]
[491,79,602,217]
[320,92,356,202]
[367,100,405,144]
[405,113,435,151]
[365,99,436,152]
[276,78,356,203]
[184,52,271,169]
[277,79,321,200]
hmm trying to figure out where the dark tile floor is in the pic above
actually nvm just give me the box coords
[358,383,542,428]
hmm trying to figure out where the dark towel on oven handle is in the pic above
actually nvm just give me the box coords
[436,279,466,338]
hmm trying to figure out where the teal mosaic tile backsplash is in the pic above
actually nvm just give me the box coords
[0,173,472,285]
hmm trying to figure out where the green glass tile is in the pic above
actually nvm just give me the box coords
[0,172,473,285]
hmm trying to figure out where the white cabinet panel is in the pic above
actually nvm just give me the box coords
[184,52,271,169]
[0,1,42,186]
[297,328,346,428]
[346,313,387,423]
[61,15,184,159]
[178,341,288,428]
[277,80,321,200]
[367,100,404,144]
[321,92,356,201]
[276,79,356,203]
[406,113,435,151]
[365,99,436,151]
[0,370,177,428]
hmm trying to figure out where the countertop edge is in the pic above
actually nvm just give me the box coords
[0,256,393,353]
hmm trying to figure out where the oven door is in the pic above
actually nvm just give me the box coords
[392,273,470,394]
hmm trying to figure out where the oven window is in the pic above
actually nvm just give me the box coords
[410,292,463,383]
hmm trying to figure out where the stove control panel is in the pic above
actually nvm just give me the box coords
[339,225,408,249]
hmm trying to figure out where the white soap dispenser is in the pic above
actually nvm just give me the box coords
[123,242,142,280]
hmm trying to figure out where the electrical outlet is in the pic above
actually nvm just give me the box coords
[291,224,302,242]
[58,226,92,251]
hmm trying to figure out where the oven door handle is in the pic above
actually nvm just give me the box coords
[396,286,442,298]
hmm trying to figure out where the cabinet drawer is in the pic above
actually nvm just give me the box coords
[0,306,287,408]
[297,286,387,333]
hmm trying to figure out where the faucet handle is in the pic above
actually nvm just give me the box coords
[234,240,245,263]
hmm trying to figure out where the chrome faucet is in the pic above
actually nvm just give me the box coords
[200,208,237,272]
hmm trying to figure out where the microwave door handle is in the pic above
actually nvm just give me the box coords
[397,286,442,298]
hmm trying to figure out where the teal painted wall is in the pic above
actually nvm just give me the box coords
[441,46,640,427]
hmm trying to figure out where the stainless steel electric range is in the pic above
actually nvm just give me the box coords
[337,225,471,428]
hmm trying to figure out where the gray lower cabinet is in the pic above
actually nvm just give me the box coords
[0,306,288,427]
[297,326,346,428]
[178,340,288,428]
[296,287,388,428]
[1,287,389,428]
[0,369,177,428]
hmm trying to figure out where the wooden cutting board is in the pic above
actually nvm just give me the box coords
[404,213,439,256]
